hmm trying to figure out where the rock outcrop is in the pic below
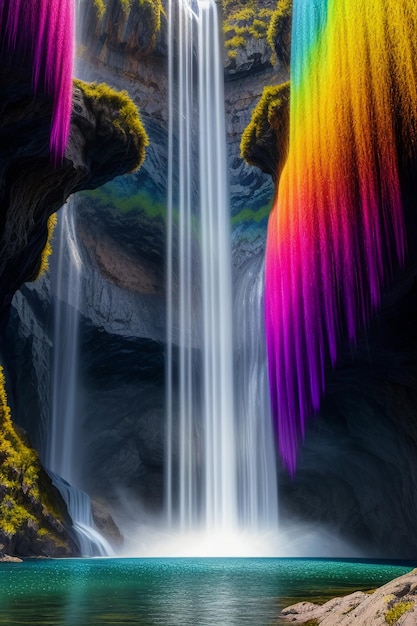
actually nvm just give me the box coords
[0,67,147,321]
[280,569,417,625]
[0,367,78,557]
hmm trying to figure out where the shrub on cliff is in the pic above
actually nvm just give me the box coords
[222,0,274,60]
[267,0,293,67]
[240,81,290,179]
[0,368,76,557]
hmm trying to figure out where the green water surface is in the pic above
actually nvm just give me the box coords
[0,557,414,625]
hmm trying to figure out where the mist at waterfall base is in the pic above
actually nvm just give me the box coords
[118,258,362,558]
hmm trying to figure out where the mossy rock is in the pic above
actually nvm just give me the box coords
[240,81,290,180]
[35,213,57,279]
[267,0,293,67]
[385,601,414,625]
[74,79,149,174]
[222,0,274,61]
[0,368,78,557]
[89,0,164,56]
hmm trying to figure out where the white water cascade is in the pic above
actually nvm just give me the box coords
[234,256,278,531]
[165,0,278,550]
[48,203,82,482]
[47,202,113,557]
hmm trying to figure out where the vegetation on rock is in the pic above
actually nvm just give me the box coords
[221,0,274,60]
[0,367,74,556]
[93,0,106,18]
[385,601,414,625]
[231,201,272,226]
[36,213,58,279]
[91,0,164,48]
[74,79,149,173]
[267,0,293,66]
[240,81,290,178]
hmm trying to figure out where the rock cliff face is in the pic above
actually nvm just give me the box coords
[279,258,417,558]
[0,69,145,319]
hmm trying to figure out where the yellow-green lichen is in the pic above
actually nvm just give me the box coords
[74,79,149,172]
[222,0,274,59]
[119,0,132,13]
[93,0,106,19]
[91,0,163,47]
[36,213,57,280]
[385,601,414,625]
[267,0,293,66]
[0,367,63,543]
[138,0,163,35]
[240,81,290,176]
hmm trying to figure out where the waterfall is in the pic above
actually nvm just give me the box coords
[234,256,279,531]
[47,202,113,557]
[48,471,113,557]
[48,203,82,483]
[165,0,278,545]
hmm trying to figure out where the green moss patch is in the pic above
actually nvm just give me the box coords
[231,202,272,226]
[240,81,290,176]
[74,79,149,173]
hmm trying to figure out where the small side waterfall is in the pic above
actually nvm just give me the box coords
[47,201,113,557]
[165,0,278,549]
[48,203,82,483]
[234,256,278,531]
[49,471,113,557]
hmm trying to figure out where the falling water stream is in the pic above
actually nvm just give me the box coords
[234,256,278,531]
[48,203,82,482]
[47,202,112,556]
[164,0,279,552]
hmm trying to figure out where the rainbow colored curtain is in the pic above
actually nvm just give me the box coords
[265,0,417,474]
[0,0,75,162]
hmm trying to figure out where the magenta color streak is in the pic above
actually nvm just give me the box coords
[265,151,406,476]
[0,0,74,162]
